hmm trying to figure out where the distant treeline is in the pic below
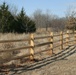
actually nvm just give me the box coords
[32,9,76,32]
[0,2,76,33]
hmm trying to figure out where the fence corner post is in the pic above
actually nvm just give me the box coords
[29,33,34,60]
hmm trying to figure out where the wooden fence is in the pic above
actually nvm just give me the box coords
[0,30,76,63]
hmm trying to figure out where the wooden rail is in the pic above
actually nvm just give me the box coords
[0,30,75,63]
[0,38,29,43]
[0,46,32,52]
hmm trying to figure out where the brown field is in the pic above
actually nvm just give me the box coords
[0,32,76,75]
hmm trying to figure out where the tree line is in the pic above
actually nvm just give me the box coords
[0,2,36,33]
[32,9,76,32]
[0,2,76,33]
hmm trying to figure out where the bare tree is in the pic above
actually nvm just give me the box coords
[51,17,66,32]
[32,9,66,32]
[65,6,76,31]
[32,9,53,31]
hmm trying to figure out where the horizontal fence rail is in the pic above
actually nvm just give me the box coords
[0,38,29,43]
[0,30,76,64]
[34,36,51,39]
[0,46,32,53]
[35,42,52,47]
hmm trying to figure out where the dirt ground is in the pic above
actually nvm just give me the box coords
[1,45,76,75]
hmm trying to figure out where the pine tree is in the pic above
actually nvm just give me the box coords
[0,2,15,33]
[16,8,36,33]
[0,3,36,33]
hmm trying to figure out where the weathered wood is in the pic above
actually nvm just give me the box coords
[0,39,29,43]
[60,31,63,50]
[35,42,52,47]
[49,32,53,54]
[34,36,51,40]
[74,31,76,44]
[66,30,69,46]
[0,46,32,53]
[29,33,34,60]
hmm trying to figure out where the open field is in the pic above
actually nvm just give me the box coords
[0,31,76,75]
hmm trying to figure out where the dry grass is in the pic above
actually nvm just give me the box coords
[0,32,74,64]
[0,33,29,64]
[0,32,76,75]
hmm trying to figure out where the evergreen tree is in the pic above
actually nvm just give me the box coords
[16,8,36,33]
[0,2,15,33]
[0,3,36,33]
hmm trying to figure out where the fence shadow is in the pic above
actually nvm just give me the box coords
[0,45,75,75]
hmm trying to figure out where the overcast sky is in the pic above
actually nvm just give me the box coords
[0,0,76,17]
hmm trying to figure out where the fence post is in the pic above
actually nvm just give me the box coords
[60,31,63,50]
[29,33,34,60]
[74,31,76,44]
[49,32,53,54]
[66,30,69,46]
